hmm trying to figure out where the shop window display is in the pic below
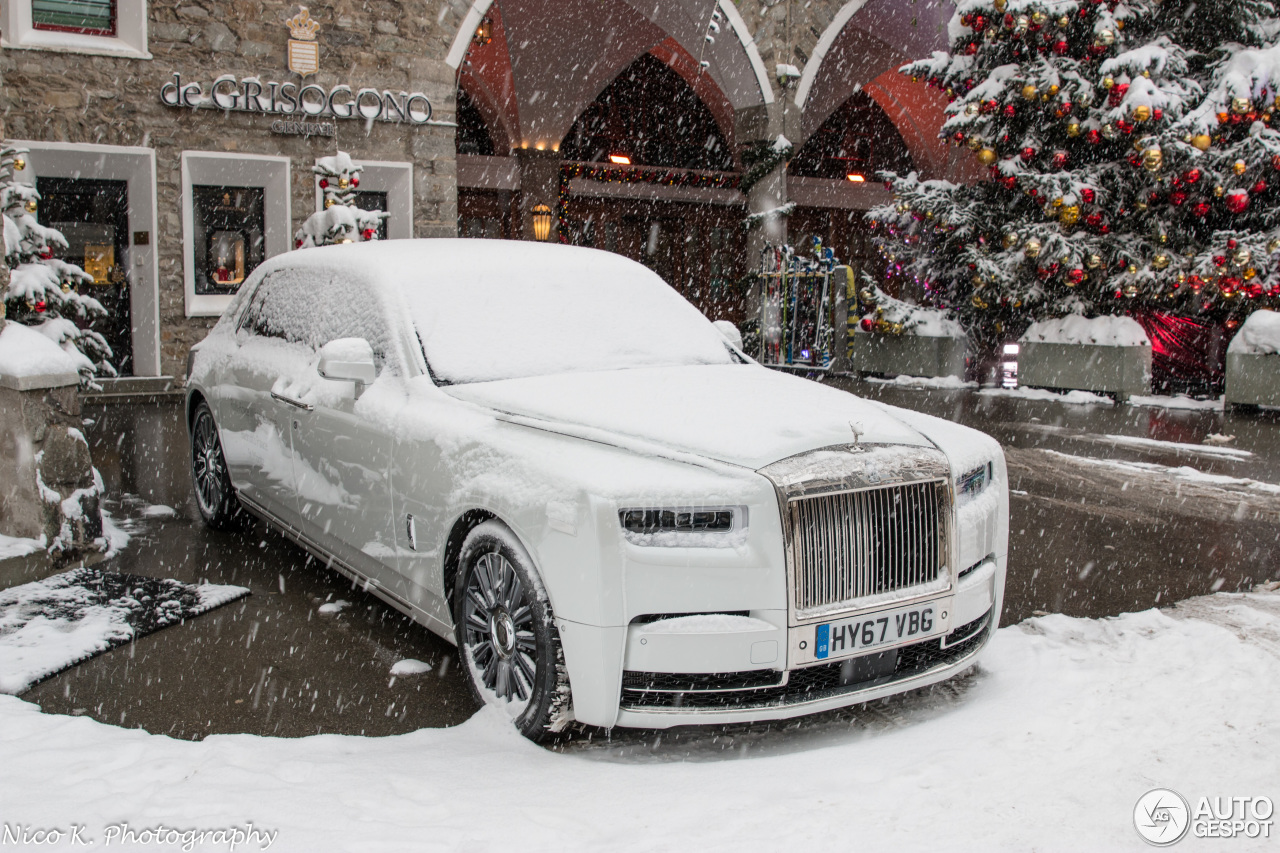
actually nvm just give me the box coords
[192,185,265,295]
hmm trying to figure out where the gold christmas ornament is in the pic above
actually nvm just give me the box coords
[1052,197,1065,208]
[61,283,70,293]
[1142,70,1151,78]
[1232,159,1247,175]
[1191,134,1212,152]
[1097,29,1116,46]
[1152,254,1171,270]
[965,102,979,115]
[967,135,983,151]
[1142,147,1163,171]
[1057,15,1070,27]
[1014,15,1029,33]
[1086,253,1103,269]
[1267,238,1280,253]
[1021,84,1038,100]
[13,157,25,171]
[1066,121,1082,137]
[1132,105,1152,122]
[1102,123,1119,140]
[994,0,1007,9]
[1060,204,1081,227]
[324,197,335,208]
[1002,232,1021,250]
[1124,284,1140,297]
[1245,267,1258,279]
[338,177,349,189]
[24,198,37,213]
[977,147,998,166]
[1047,84,1060,96]
[1214,185,1225,197]
[972,294,989,309]
[1128,265,1139,275]
[1024,237,1042,258]
[1102,76,1116,90]
[1234,248,1252,266]
[1031,10,1048,25]
[1231,96,1251,114]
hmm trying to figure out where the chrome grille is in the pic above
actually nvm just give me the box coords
[788,480,947,614]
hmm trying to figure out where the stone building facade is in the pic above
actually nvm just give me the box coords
[2,0,970,381]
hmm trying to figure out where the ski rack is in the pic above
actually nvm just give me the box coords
[757,240,848,371]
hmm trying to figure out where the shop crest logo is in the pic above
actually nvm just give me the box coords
[287,7,321,76]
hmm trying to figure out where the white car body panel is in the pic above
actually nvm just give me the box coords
[186,240,1009,730]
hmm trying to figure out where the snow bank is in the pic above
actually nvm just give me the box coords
[2,589,1279,850]
[0,320,93,380]
[1128,394,1224,411]
[866,374,977,390]
[978,386,1115,406]
[1021,315,1151,347]
[1228,309,1280,355]
[0,532,44,560]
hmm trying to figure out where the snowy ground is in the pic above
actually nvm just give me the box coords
[3,589,1278,851]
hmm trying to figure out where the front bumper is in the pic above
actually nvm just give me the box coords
[610,557,999,729]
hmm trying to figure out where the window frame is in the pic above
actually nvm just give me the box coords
[182,152,291,318]
[312,160,413,241]
[2,0,148,58]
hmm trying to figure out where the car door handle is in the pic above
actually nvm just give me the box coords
[270,390,314,411]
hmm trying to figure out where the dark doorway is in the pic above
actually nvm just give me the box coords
[37,176,132,376]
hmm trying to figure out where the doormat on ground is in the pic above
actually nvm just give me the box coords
[0,567,249,694]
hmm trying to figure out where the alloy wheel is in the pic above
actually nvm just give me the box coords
[461,551,539,702]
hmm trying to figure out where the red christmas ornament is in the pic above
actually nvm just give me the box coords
[1067,268,1085,284]
[1081,188,1096,203]
[860,317,875,332]
[1193,202,1211,217]
[1116,119,1133,134]
[1214,255,1228,266]
[1108,83,1130,107]
[1128,153,1142,167]
[1086,129,1101,144]
[1248,283,1264,298]
[1153,108,1163,120]
[965,42,979,55]
[1004,104,1017,117]
[39,247,53,260]
[1185,168,1202,184]
[1272,154,1280,171]
[1001,175,1018,189]
[35,301,46,313]
[319,179,329,189]
[1225,190,1250,213]
[972,15,987,31]
[1086,212,1103,227]
[1253,179,1268,194]
[1051,150,1069,169]
[1053,39,1069,54]
[351,177,359,187]
[1021,147,1037,161]
[295,237,304,248]
[1088,45,1107,57]
[1170,190,1188,205]
[961,13,972,25]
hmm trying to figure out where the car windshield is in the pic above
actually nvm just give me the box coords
[398,244,738,384]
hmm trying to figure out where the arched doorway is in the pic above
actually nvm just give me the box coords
[787,91,914,295]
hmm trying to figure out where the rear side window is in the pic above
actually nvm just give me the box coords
[239,268,394,369]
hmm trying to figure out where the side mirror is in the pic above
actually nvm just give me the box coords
[713,319,743,351]
[317,337,377,385]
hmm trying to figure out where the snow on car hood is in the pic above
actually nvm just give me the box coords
[444,364,932,470]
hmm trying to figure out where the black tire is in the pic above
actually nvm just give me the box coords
[454,520,571,742]
[190,400,241,530]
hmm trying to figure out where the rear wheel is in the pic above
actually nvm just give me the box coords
[454,520,571,742]
[190,400,241,530]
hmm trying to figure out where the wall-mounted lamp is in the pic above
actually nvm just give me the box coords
[846,172,866,183]
[472,16,493,46]
[531,203,553,241]
[608,153,631,165]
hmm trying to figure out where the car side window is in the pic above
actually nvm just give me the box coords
[237,267,393,373]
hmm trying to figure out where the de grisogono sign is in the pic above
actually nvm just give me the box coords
[161,73,443,127]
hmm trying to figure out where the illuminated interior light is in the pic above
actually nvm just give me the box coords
[846,172,866,183]
[609,154,632,165]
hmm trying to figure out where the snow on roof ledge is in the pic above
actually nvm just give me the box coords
[0,321,84,391]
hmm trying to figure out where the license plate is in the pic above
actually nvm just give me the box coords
[813,598,952,662]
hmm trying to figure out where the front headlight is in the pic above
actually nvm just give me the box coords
[618,506,746,547]
[956,461,994,505]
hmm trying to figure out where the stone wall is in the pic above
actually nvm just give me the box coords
[0,0,464,377]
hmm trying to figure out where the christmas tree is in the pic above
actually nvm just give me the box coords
[295,152,388,248]
[868,0,1280,357]
[1,143,114,380]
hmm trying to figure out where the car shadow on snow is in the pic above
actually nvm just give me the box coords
[549,664,988,763]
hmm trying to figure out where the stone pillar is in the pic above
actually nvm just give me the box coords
[516,149,562,242]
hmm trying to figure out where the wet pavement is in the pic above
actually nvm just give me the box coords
[18,383,1280,739]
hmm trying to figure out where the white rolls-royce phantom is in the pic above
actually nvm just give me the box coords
[185,240,1008,741]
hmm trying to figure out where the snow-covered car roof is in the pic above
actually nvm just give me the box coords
[254,239,739,384]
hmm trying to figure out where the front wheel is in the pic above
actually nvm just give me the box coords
[454,520,571,742]
[190,400,241,530]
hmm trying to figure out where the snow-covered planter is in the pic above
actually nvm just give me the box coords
[0,321,104,568]
[1225,309,1280,411]
[1018,315,1152,403]
[852,290,968,379]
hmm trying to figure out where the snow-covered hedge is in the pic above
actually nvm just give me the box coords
[1228,309,1280,355]
[1021,315,1150,348]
